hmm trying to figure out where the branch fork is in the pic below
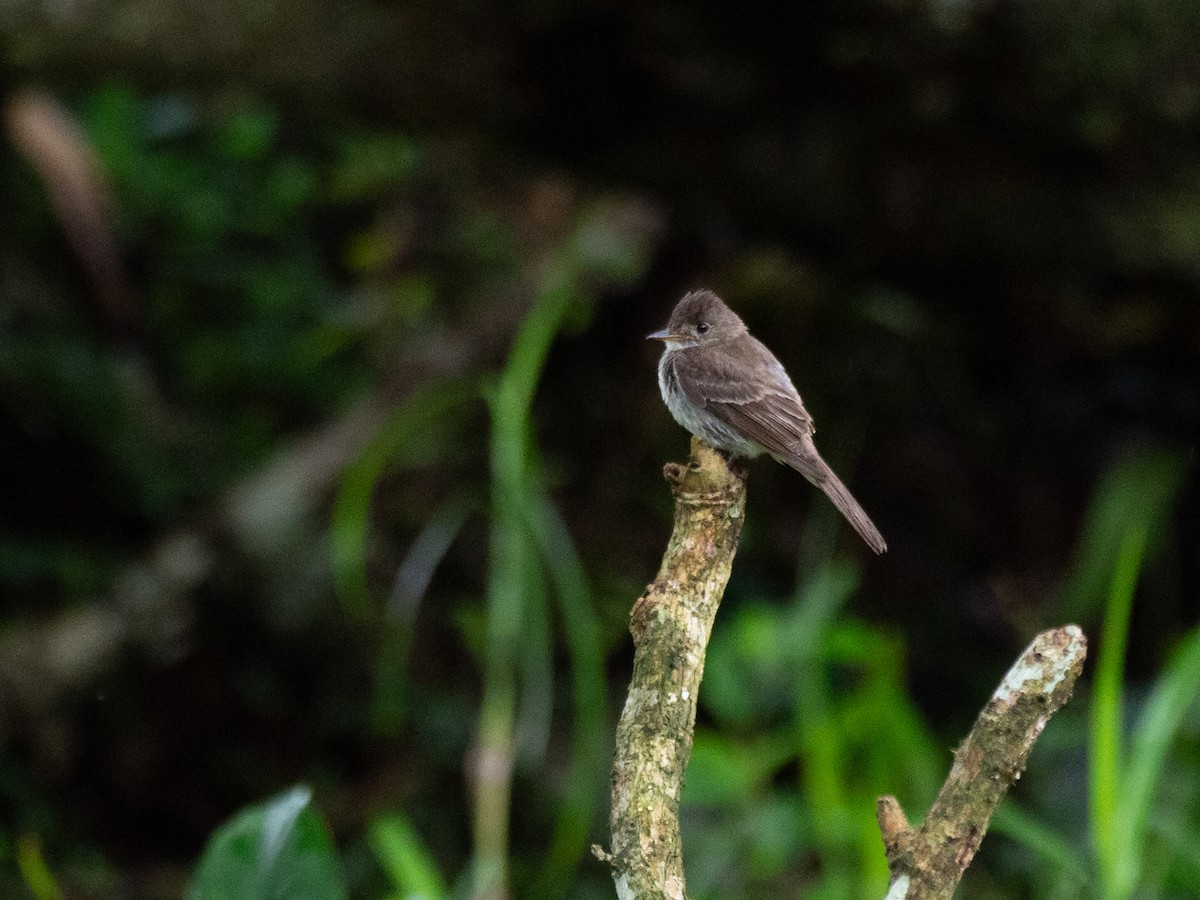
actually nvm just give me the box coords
[600,438,1087,900]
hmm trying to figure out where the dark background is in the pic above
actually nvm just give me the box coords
[1,1,1197,897]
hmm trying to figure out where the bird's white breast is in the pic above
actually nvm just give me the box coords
[657,351,764,459]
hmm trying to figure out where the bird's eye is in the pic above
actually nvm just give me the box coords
[696,322,709,334]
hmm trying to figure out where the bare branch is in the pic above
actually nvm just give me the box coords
[878,625,1088,899]
[597,438,747,899]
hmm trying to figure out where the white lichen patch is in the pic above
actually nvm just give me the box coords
[884,874,911,899]
[995,626,1085,702]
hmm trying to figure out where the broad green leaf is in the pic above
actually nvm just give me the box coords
[187,785,347,900]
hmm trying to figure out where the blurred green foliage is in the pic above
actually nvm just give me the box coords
[187,786,346,900]
[164,402,1196,900]
[2,85,377,616]
[686,559,941,897]
[368,813,448,900]
[82,83,367,478]
[16,834,63,900]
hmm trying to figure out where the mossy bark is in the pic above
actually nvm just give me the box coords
[601,437,747,899]
[877,625,1088,899]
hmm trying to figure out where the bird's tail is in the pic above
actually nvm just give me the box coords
[786,441,887,555]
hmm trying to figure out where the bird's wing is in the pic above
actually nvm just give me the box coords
[673,338,815,457]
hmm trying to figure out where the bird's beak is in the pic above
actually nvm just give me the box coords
[646,327,674,341]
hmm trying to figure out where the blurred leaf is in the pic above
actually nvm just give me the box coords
[515,540,553,764]
[328,134,421,201]
[258,159,320,227]
[217,105,277,160]
[473,272,578,899]
[1114,624,1200,895]
[990,803,1089,893]
[471,201,657,898]
[784,559,861,662]
[1090,523,1147,900]
[566,198,659,286]
[1082,448,1188,900]
[1058,447,1187,620]
[369,814,448,900]
[703,602,795,728]
[742,793,805,878]
[330,379,476,619]
[16,834,62,900]
[523,482,606,898]
[706,557,862,732]
[187,786,346,900]
[696,553,932,898]
[684,733,792,807]
[1150,806,1200,897]
[141,93,199,141]
[79,82,141,172]
[388,491,476,622]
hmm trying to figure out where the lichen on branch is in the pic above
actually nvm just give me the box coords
[877,625,1088,900]
[597,437,747,900]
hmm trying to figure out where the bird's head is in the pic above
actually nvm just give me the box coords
[647,289,747,349]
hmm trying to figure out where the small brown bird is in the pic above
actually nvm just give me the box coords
[649,289,887,554]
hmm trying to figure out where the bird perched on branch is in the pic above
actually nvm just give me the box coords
[649,289,887,554]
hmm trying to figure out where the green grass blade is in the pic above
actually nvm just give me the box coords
[1058,449,1186,621]
[787,562,861,881]
[523,482,606,898]
[515,536,554,763]
[372,490,476,734]
[1089,523,1148,900]
[330,380,476,619]
[1114,624,1200,895]
[991,802,1089,889]
[388,490,475,621]
[471,203,655,897]
[369,814,449,900]
[784,559,859,662]
[16,835,63,900]
[1149,807,1200,896]
[474,272,579,898]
